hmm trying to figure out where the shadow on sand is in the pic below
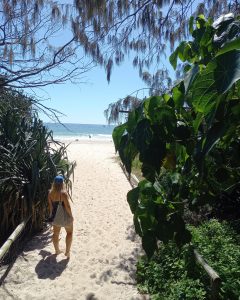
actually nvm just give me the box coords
[35,250,69,280]
[95,225,147,300]
[0,227,53,286]
[23,227,52,252]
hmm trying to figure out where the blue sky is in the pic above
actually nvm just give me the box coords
[37,57,152,125]
[36,2,176,125]
[37,54,174,125]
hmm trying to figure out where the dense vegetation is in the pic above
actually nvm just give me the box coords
[0,88,74,246]
[113,13,240,298]
[137,220,240,299]
[113,12,240,255]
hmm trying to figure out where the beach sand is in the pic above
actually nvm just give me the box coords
[0,141,147,300]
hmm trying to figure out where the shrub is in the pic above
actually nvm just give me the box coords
[190,219,240,299]
[137,219,240,299]
[0,88,75,245]
[137,242,207,299]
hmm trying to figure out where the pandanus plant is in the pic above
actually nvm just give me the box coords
[0,88,75,246]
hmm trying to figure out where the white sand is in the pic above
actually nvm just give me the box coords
[0,141,147,300]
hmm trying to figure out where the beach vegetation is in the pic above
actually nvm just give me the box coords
[0,87,75,246]
[137,220,240,299]
[112,12,240,258]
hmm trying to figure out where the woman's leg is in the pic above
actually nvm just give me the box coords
[64,224,73,258]
[52,225,61,254]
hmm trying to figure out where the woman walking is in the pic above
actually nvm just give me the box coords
[48,175,74,258]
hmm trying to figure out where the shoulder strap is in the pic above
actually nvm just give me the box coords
[60,191,64,203]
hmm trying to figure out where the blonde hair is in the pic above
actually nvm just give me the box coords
[49,181,66,194]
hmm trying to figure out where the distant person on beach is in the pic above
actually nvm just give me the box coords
[48,175,73,258]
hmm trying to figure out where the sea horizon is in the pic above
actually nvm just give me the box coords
[45,121,113,125]
[44,122,116,141]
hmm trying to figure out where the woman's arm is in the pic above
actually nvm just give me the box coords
[48,193,53,216]
[63,192,73,220]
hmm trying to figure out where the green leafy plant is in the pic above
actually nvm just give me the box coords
[190,220,240,299]
[113,14,240,257]
[137,242,207,300]
[137,220,240,299]
[0,88,75,245]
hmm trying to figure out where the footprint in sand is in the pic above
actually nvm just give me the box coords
[86,293,98,300]
[90,273,96,279]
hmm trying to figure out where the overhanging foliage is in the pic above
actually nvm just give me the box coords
[113,13,240,257]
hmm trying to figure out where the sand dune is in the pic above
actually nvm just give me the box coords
[0,141,147,300]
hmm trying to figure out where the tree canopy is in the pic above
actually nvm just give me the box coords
[0,0,93,88]
[71,0,240,81]
[71,0,239,123]
[1,1,239,89]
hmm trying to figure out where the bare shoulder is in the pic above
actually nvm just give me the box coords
[48,190,53,199]
[61,191,69,199]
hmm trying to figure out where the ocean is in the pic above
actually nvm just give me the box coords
[45,123,115,141]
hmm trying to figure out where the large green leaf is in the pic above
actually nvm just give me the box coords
[184,64,199,93]
[118,134,138,174]
[201,121,227,156]
[127,107,142,134]
[215,49,240,93]
[191,50,240,115]
[138,180,158,203]
[177,42,192,62]
[112,123,127,152]
[144,97,176,136]
[138,211,157,233]
[169,48,178,70]
[216,37,240,56]
[134,215,143,237]
[132,118,153,152]
[139,136,167,178]
[172,82,185,108]
[127,187,139,214]
[142,232,157,258]
[190,63,218,114]
[144,95,162,121]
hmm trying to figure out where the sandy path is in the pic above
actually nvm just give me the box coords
[0,141,145,300]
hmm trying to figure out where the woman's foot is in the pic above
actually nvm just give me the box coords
[65,252,70,258]
[55,249,62,255]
